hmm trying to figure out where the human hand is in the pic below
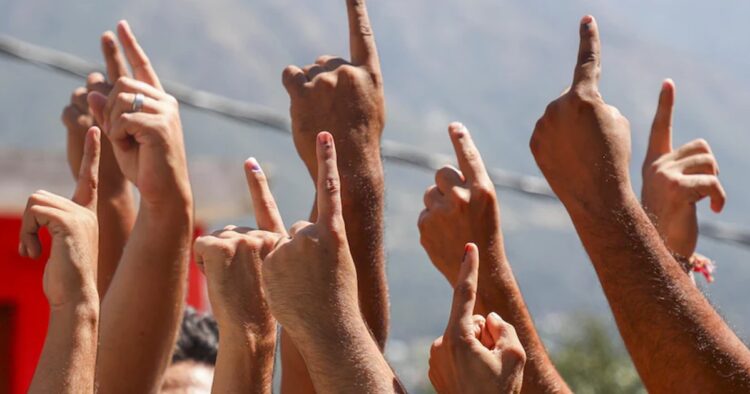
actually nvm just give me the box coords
[429,243,526,394]
[193,158,285,345]
[282,0,384,181]
[19,127,101,308]
[88,21,190,207]
[62,31,132,195]
[262,132,360,342]
[641,79,725,258]
[418,123,504,287]
[530,16,633,216]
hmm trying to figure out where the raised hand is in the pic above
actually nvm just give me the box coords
[282,0,384,178]
[530,16,632,218]
[419,123,570,393]
[23,127,101,394]
[641,79,725,262]
[418,123,503,287]
[63,30,131,194]
[193,159,284,393]
[429,244,526,394]
[20,127,101,307]
[63,31,137,297]
[92,21,194,393]
[88,21,189,207]
[262,132,401,393]
[530,16,750,392]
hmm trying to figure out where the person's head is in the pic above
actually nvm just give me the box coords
[160,307,218,393]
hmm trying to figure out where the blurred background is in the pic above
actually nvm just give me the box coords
[2,0,750,392]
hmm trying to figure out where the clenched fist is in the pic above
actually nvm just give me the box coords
[282,0,385,181]
[19,127,101,308]
[641,79,725,260]
[429,244,526,394]
[530,16,633,217]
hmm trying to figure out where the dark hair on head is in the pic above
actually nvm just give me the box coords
[172,306,219,366]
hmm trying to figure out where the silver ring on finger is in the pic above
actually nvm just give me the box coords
[131,93,145,113]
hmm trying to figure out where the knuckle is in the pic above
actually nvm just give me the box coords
[324,176,340,195]
[454,281,475,301]
[315,74,337,89]
[693,138,711,152]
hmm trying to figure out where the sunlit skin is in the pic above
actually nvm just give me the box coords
[22,128,101,394]
[280,0,389,392]
[530,15,750,392]
[87,20,194,393]
[641,79,725,267]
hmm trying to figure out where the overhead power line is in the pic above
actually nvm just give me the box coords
[1,33,749,249]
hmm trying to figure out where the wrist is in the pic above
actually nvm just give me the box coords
[50,295,99,323]
[140,192,193,224]
[220,324,277,355]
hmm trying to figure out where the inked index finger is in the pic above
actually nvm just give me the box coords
[346,0,380,70]
[448,122,489,185]
[101,31,130,83]
[116,20,163,91]
[315,132,343,228]
[572,15,601,93]
[244,157,286,235]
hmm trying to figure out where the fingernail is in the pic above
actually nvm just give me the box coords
[463,244,471,261]
[247,157,262,173]
[319,132,332,147]
[581,15,594,29]
[489,312,503,323]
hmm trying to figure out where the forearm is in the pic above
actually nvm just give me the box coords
[295,318,402,394]
[213,328,275,394]
[572,191,750,392]
[475,243,571,394]
[29,300,99,394]
[340,159,388,348]
[96,198,193,392]
[97,187,136,297]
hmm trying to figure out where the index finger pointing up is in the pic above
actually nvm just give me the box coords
[346,0,380,70]
[448,122,489,185]
[116,20,163,91]
[447,243,480,331]
[315,132,344,228]
[572,15,601,92]
[72,127,101,211]
[244,157,287,235]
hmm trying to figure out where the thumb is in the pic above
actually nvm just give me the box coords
[72,127,101,211]
[315,132,343,228]
[647,79,675,160]
[87,91,108,129]
[447,243,480,332]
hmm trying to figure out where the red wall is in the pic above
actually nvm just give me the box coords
[0,216,206,394]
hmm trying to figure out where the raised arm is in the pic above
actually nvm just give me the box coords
[429,243,526,394]
[641,79,725,281]
[418,123,570,393]
[21,128,102,393]
[88,21,194,392]
[262,133,403,393]
[280,0,387,390]
[530,15,750,392]
[61,32,136,296]
[192,159,285,394]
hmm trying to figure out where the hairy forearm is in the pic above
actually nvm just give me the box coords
[340,160,388,347]
[475,239,571,394]
[96,198,193,393]
[295,318,402,394]
[30,300,99,394]
[97,188,136,298]
[213,328,275,394]
[571,191,750,392]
